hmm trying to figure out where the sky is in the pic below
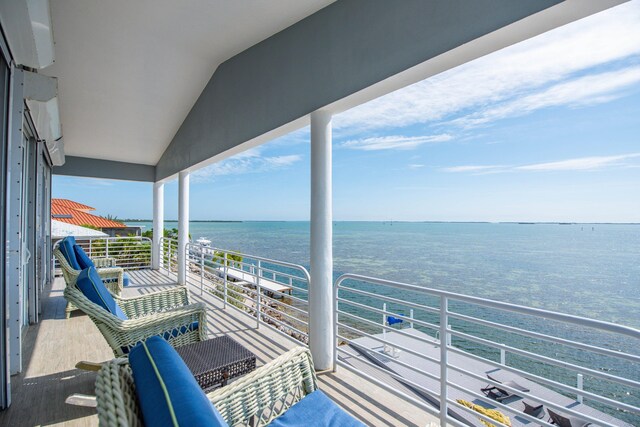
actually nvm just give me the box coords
[54,1,640,223]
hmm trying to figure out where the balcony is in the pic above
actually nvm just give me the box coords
[3,237,638,426]
[0,249,435,426]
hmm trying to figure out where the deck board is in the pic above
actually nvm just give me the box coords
[0,269,438,426]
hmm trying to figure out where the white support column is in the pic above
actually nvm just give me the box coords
[178,171,190,285]
[152,182,164,270]
[309,110,334,371]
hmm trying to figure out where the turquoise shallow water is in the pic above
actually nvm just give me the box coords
[130,221,640,423]
[132,221,639,327]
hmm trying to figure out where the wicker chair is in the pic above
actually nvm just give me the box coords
[64,281,208,357]
[95,346,318,427]
[54,246,125,318]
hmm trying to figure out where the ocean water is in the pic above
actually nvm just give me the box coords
[132,221,639,326]
[130,221,640,422]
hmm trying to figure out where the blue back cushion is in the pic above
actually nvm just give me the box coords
[129,336,227,427]
[269,390,365,427]
[59,237,81,270]
[76,267,128,320]
[73,244,95,269]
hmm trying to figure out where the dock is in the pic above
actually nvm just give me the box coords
[216,266,293,296]
[341,328,633,427]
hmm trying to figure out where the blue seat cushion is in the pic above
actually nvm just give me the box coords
[269,390,365,427]
[76,267,128,320]
[59,237,81,270]
[73,244,95,269]
[120,322,199,355]
[129,336,227,427]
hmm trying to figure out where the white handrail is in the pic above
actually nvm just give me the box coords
[334,273,640,427]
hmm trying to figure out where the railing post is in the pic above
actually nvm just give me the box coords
[167,241,171,272]
[223,253,228,309]
[500,347,506,365]
[410,309,414,329]
[256,261,262,328]
[577,374,583,403]
[440,297,449,427]
[199,250,204,295]
[382,303,387,340]
[105,239,109,258]
[333,279,339,372]
[89,239,92,258]
[152,181,164,270]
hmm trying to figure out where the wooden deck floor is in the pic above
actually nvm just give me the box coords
[0,269,438,427]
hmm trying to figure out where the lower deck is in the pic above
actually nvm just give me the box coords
[0,269,438,426]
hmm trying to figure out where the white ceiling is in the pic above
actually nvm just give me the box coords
[43,0,334,165]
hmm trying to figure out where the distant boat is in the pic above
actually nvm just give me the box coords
[196,237,212,246]
[192,237,214,257]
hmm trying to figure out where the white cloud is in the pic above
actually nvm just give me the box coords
[334,2,640,132]
[192,148,302,182]
[341,134,452,151]
[443,153,640,174]
[442,165,505,173]
[408,164,424,169]
[452,67,640,128]
[516,153,640,171]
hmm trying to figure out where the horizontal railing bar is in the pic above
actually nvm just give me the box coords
[336,274,640,339]
[259,300,308,325]
[447,362,636,422]
[260,292,309,313]
[448,310,640,363]
[260,314,308,338]
[448,398,513,427]
[448,396,549,427]
[337,285,440,315]
[450,328,640,389]
[337,322,441,364]
[337,335,441,382]
[259,293,308,316]
[336,346,441,397]
[203,286,309,347]
[185,243,310,282]
[337,310,440,347]
[447,346,640,414]
[337,298,439,331]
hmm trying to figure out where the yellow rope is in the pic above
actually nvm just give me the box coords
[456,399,512,427]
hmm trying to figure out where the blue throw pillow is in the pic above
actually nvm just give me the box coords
[129,336,227,427]
[76,267,128,320]
[59,237,81,270]
[73,244,95,269]
[269,390,365,427]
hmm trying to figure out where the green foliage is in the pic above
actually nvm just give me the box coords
[209,282,246,311]
[88,237,151,268]
[141,228,189,239]
[213,250,243,268]
[80,223,101,231]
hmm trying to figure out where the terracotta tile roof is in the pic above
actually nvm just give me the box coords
[51,200,126,228]
[51,198,95,212]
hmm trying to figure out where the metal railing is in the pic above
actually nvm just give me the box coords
[334,273,640,427]
[160,239,311,344]
[54,236,152,270]
[159,237,179,273]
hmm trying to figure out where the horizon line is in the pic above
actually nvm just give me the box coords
[122,219,640,225]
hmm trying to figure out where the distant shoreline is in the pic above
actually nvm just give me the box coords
[124,219,640,225]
